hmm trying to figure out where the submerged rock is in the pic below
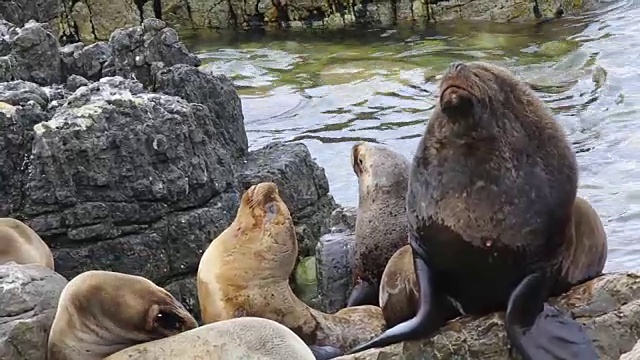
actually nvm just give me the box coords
[0,263,68,360]
[337,273,640,360]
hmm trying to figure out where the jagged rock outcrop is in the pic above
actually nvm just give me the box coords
[109,18,200,89]
[315,206,357,313]
[0,20,61,86]
[54,0,598,42]
[621,340,640,360]
[337,272,640,360]
[0,0,63,32]
[60,41,111,81]
[0,263,68,360]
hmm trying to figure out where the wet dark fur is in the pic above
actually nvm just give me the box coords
[345,61,604,359]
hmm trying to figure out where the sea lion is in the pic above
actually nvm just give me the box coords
[347,142,410,308]
[347,61,607,360]
[105,316,317,360]
[378,244,418,328]
[47,270,198,360]
[0,217,54,270]
[197,182,386,354]
[377,194,607,329]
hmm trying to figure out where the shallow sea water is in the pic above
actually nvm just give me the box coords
[183,0,640,272]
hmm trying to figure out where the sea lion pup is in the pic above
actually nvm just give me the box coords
[0,217,54,270]
[197,182,386,354]
[47,270,198,360]
[347,142,410,308]
[377,195,608,329]
[346,61,607,360]
[105,316,318,360]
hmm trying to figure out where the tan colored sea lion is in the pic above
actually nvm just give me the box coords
[348,61,607,359]
[105,316,317,360]
[347,142,410,308]
[197,182,386,354]
[47,270,198,360]
[376,195,608,328]
[0,217,54,270]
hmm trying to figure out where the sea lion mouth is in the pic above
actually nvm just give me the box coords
[439,83,476,115]
[247,182,280,210]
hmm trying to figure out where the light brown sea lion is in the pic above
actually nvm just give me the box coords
[105,316,317,360]
[376,195,608,328]
[47,270,198,360]
[347,142,410,308]
[347,61,607,360]
[0,217,54,270]
[197,182,386,354]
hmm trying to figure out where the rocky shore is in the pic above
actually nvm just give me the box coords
[1,16,640,360]
[1,0,599,43]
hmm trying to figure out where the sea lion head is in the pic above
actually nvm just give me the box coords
[351,142,410,193]
[47,270,198,360]
[235,182,298,277]
[437,61,536,128]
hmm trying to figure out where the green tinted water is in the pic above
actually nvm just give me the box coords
[183,0,640,272]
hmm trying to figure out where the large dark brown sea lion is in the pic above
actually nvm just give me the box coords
[346,61,607,360]
[0,217,54,270]
[377,194,608,330]
[347,142,410,308]
[47,270,198,360]
[197,182,386,356]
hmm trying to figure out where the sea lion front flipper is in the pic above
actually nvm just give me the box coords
[347,280,379,307]
[506,272,598,360]
[345,241,458,354]
[309,345,343,360]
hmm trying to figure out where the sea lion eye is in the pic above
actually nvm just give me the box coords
[155,310,182,331]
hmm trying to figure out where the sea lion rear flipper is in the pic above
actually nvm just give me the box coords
[347,281,379,307]
[309,345,343,360]
[506,272,598,360]
[345,242,458,354]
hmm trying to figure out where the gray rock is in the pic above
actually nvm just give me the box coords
[236,141,339,257]
[338,273,640,360]
[0,262,68,360]
[109,18,200,88]
[153,64,248,159]
[60,41,112,81]
[0,0,62,30]
[65,74,90,92]
[0,81,50,216]
[0,20,61,86]
[315,206,357,313]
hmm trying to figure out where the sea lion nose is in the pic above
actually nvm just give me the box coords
[450,62,467,73]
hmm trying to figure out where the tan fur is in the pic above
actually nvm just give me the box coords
[197,182,386,352]
[351,142,410,284]
[47,270,197,360]
[0,217,54,270]
[105,316,316,360]
[378,245,418,328]
[378,196,607,324]
[560,196,608,284]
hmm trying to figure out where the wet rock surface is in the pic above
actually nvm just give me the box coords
[0,263,68,360]
[337,273,640,360]
[315,206,357,313]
